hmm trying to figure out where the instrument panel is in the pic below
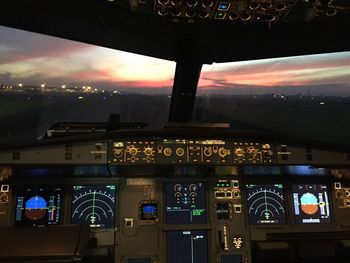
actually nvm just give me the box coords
[2,133,350,262]
[2,170,350,263]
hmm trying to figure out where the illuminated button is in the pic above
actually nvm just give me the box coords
[232,180,239,188]
[218,2,230,11]
[233,190,240,198]
[215,12,226,19]
[215,192,226,198]
[334,182,341,190]
[1,184,9,192]
[234,205,242,213]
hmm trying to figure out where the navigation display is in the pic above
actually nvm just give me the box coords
[71,185,116,228]
[165,182,206,224]
[15,186,62,226]
[246,184,286,224]
[292,184,331,223]
[166,231,208,263]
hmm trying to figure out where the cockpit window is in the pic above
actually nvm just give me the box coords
[0,26,175,144]
[195,52,350,144]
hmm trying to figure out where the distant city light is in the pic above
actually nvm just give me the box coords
[78,96,84,100]
[18,83,22,87]
[320,102,325,105]
[61,85,66,89]
[41,84,45,88]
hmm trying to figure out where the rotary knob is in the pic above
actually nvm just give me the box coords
[235,148,245,157]
[164,147,173,157]
[176,147,185,157]
[218,147,229,158]
[113,148,123,158]
[129,147,138,156]
[144,147,153,156]
[263,150,273,158]
[203,147,212,157]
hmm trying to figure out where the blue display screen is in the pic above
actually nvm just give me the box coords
[15,186,62,226]
[292,184,331,223]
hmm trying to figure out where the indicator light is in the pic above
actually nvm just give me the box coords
[215,12,226,19]
[218,2,230,11]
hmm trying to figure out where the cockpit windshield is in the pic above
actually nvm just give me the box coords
[195,52,350,144]
[0,25,175,144]
[1,25,350,145]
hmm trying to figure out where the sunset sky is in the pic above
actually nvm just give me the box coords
[1,25,350,95]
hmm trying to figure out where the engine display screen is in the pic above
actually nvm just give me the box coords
[166,231,208,263]
[246,184,286,224]
[165,182,206,224]
[15,186,62,226]
[71,185,116,228]
[292,184,331,223]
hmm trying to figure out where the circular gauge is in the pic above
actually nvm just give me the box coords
[72,185,116,228]
[174,184,182,192]
[25,196,47,220]
[246,184,286,224]
[189,184,197,192]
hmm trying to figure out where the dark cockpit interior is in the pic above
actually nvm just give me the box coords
[1,0,350,263]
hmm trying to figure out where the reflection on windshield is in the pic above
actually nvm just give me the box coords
[194,53,350,145]
[0,26,175,144]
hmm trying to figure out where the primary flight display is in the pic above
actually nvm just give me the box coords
[15,186,62,226]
